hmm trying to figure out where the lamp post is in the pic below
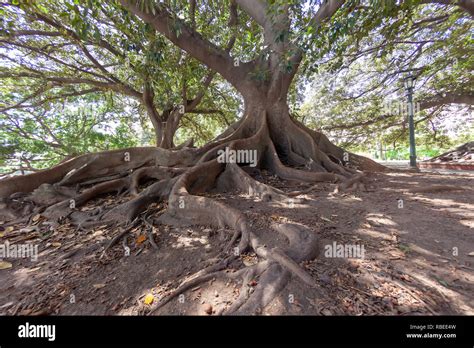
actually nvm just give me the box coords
[404,74,417,168]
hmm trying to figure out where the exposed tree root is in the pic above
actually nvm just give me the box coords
[0,108,386,314]
[336,173,367,193]
[232,263,290,314]
[143,212,160,250]
[217,163,291,203]
[101,219,140,257]
[265,141,345,184]
[148,256,241,315]
[130,166,185,196]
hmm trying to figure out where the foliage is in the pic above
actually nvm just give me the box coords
[0,93,141,174]
[299,1,473,156]
[0,0,239,149]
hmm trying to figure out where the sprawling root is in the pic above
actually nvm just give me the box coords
[0,109,385,314]
[129,166,186,196]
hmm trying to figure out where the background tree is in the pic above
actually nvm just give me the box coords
[0,0,238,147]
[299,0,473,158]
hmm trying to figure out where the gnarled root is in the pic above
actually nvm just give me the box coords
[0,108,384,315]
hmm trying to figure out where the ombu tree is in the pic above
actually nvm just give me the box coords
[0,0,442,313]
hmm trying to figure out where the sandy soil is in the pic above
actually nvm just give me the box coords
[0,170,473,315]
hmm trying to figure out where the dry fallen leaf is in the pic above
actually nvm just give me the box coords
[468,252,474,257]
[93,283,106,289]
[136,235,147,245]
[51,242,62,247]
[32,214,41,222]
[27,267,41,273]
[5,226,14,233]
[0,232,4,238]
[0,261,13,270]
[248,280,258,287]
[144,293,154,305]
[321,308,332,316]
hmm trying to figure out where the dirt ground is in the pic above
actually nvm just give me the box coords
[0,170,473,316]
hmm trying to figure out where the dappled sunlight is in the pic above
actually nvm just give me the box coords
[327,195,363,202]
[356,228,397,241]
[405,243,442,259]
[411,195,474,217]
[405,269,474,314]
[2,161,473,316]
[171,234,208,249]
[459,219,474,228]
[0,0,472,327]
[365,213,398,227]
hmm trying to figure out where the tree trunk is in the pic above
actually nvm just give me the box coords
[160,109,181,149]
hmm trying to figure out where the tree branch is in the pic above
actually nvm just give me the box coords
[311,0,346,28]
[419,92,474,110]
[119,0,249,89]
[234,0,267,27]
[186,70,216,111]
[2,30,62,37]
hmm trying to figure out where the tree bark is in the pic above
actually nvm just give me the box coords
[160,109,182,149]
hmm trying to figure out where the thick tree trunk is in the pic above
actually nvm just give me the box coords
[220,76,385,175]
[0,74,386,316]
[144,109,180,149]
[143,95,160,144]
[160,109,181,149]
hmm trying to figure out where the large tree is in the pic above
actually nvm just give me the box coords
[1,0,469,314]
